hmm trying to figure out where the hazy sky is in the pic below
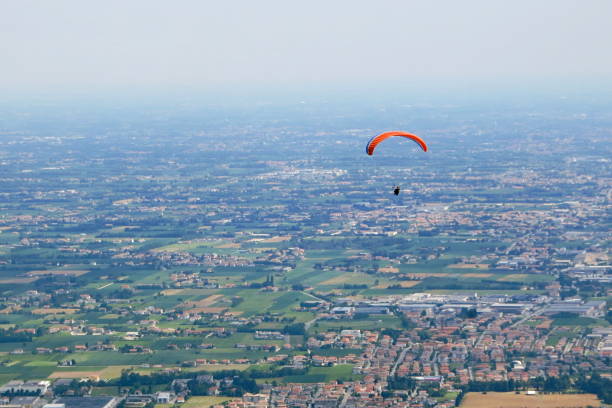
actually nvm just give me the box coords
[2,0,612,93]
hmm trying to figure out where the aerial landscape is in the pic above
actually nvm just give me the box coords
[1,1,610,408]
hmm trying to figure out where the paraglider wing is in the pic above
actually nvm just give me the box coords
[366,131,428,155]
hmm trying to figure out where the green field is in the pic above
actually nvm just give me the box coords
[256,364,360,384]
[552,316,608,327]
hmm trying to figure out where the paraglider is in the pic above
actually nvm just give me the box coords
[366,131,428,196]
[365,131,427,155]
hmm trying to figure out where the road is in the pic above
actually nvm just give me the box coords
[432,351,439,376]
[305,316,319,330]
[390,346,410,377]
[338,385,352,408]
[302,291,327,302]
[509,305,548,329]
[505,233,532,255]
[474,330,489,348]
[302,291,327,330]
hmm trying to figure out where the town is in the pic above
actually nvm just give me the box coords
[0,98,610,407]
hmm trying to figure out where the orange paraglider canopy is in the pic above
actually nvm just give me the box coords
[366,131,428,155]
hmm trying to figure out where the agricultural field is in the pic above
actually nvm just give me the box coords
[460,392,602,408]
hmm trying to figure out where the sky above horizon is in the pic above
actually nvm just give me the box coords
[2,0,612,94]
